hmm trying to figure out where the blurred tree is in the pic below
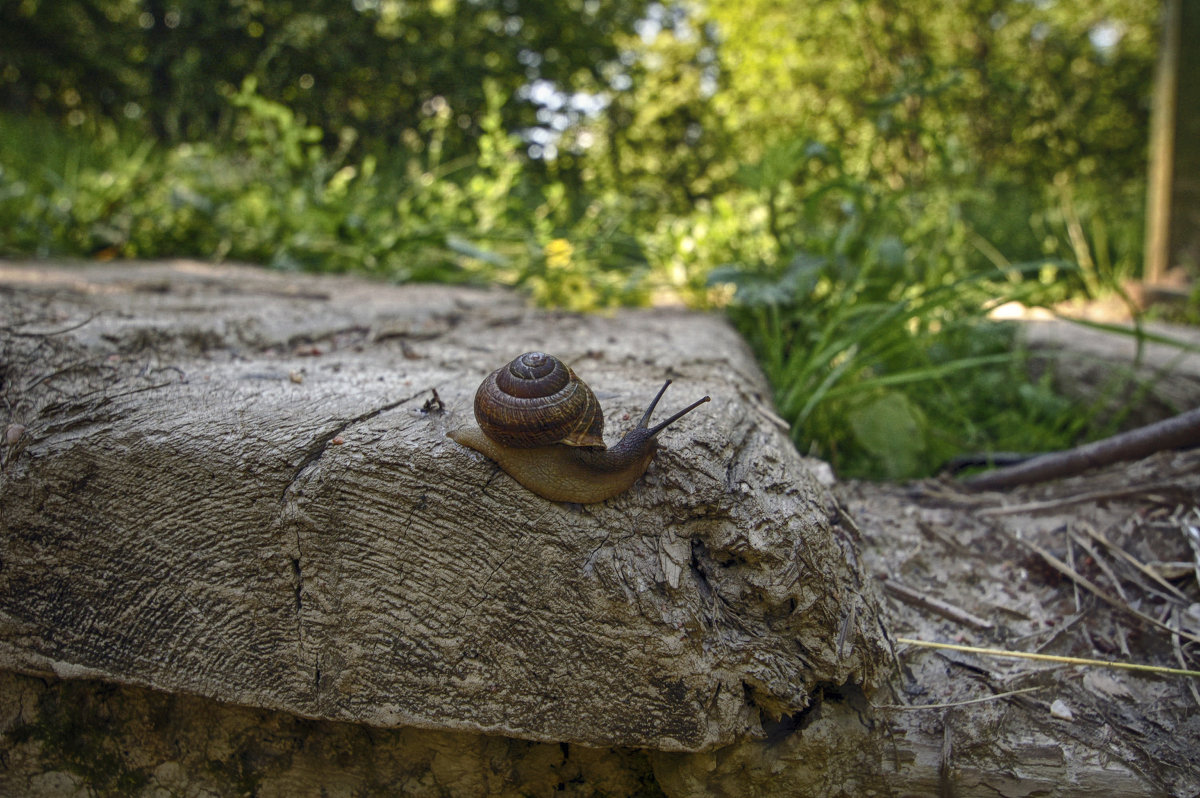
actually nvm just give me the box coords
[0,0,650,158]
[582,0,1156,196]
[577,11,732,211]
[0,1,145,125]
[0,0,1159,294]
[563,0,1156,285]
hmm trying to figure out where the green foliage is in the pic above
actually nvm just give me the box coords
[0,0,651,157]
[712,257,1111,479]
[0,81,648,307]
[579,0,1155,295]
[703,135,1123,478]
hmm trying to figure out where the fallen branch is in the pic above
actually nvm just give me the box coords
[962,407,1200,490]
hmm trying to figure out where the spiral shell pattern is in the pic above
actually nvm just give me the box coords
[474,352,605,449]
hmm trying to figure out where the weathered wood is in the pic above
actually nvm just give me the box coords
[3,261,1197,796]
[0,260,885,753]
[1145,0,1200,286]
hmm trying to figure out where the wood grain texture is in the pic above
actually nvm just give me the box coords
[0,261,886,752]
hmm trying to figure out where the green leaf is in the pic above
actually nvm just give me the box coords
[847,392,927,480]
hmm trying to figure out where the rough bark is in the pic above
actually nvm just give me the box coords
[2,261,1198,797]
[0,260,884,751]
[660,449,1200,798]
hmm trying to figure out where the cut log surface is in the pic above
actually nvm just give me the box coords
[4,262,1198,797]
[0,261,885,752]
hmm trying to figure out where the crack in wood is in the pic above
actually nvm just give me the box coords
[279,386,437,505]
[281,386,442,677]
[290,558,303,612]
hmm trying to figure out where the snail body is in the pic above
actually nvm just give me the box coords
[448,352,709,503]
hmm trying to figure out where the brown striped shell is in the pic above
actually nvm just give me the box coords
[474,352,605,449]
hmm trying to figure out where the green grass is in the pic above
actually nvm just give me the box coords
[0,107,504,280]
[712,256,1116,479]
[0,85,657,309]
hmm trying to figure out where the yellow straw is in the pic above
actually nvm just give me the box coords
[895,637,1200,678]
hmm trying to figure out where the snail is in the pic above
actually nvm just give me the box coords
[447,352,710,503]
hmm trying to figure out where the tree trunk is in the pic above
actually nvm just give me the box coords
[1,261,1196,796]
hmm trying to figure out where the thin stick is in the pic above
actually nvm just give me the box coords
[894,637,1200,678]
[976,480,1192,516]
[882,580,994,631]
[1081,521,1191,603]
[1172,607,1200,707]
[10,312,99,337]
[1067,529,1129,604]
[874,685,1047,711]
[1010,535,1200,645]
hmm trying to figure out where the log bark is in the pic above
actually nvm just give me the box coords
[0,260,885,751]
[2,261,1197,797]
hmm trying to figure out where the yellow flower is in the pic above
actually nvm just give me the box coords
[544,238,574,271]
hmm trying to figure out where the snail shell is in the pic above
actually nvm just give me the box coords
[449,351,710,503]
[475,351,605,449]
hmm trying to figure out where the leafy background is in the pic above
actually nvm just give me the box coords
[0,0,1176,478]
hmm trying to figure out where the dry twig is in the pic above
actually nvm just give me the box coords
[963,408,1200,490]
[1009,533,1200,645]
[881,580,994,631]
[895,637,1200,678]
[976,480,1195,517]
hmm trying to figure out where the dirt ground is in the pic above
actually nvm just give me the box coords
[840,447,1200,795]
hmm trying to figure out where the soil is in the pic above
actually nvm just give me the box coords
[841,448,1200,796]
